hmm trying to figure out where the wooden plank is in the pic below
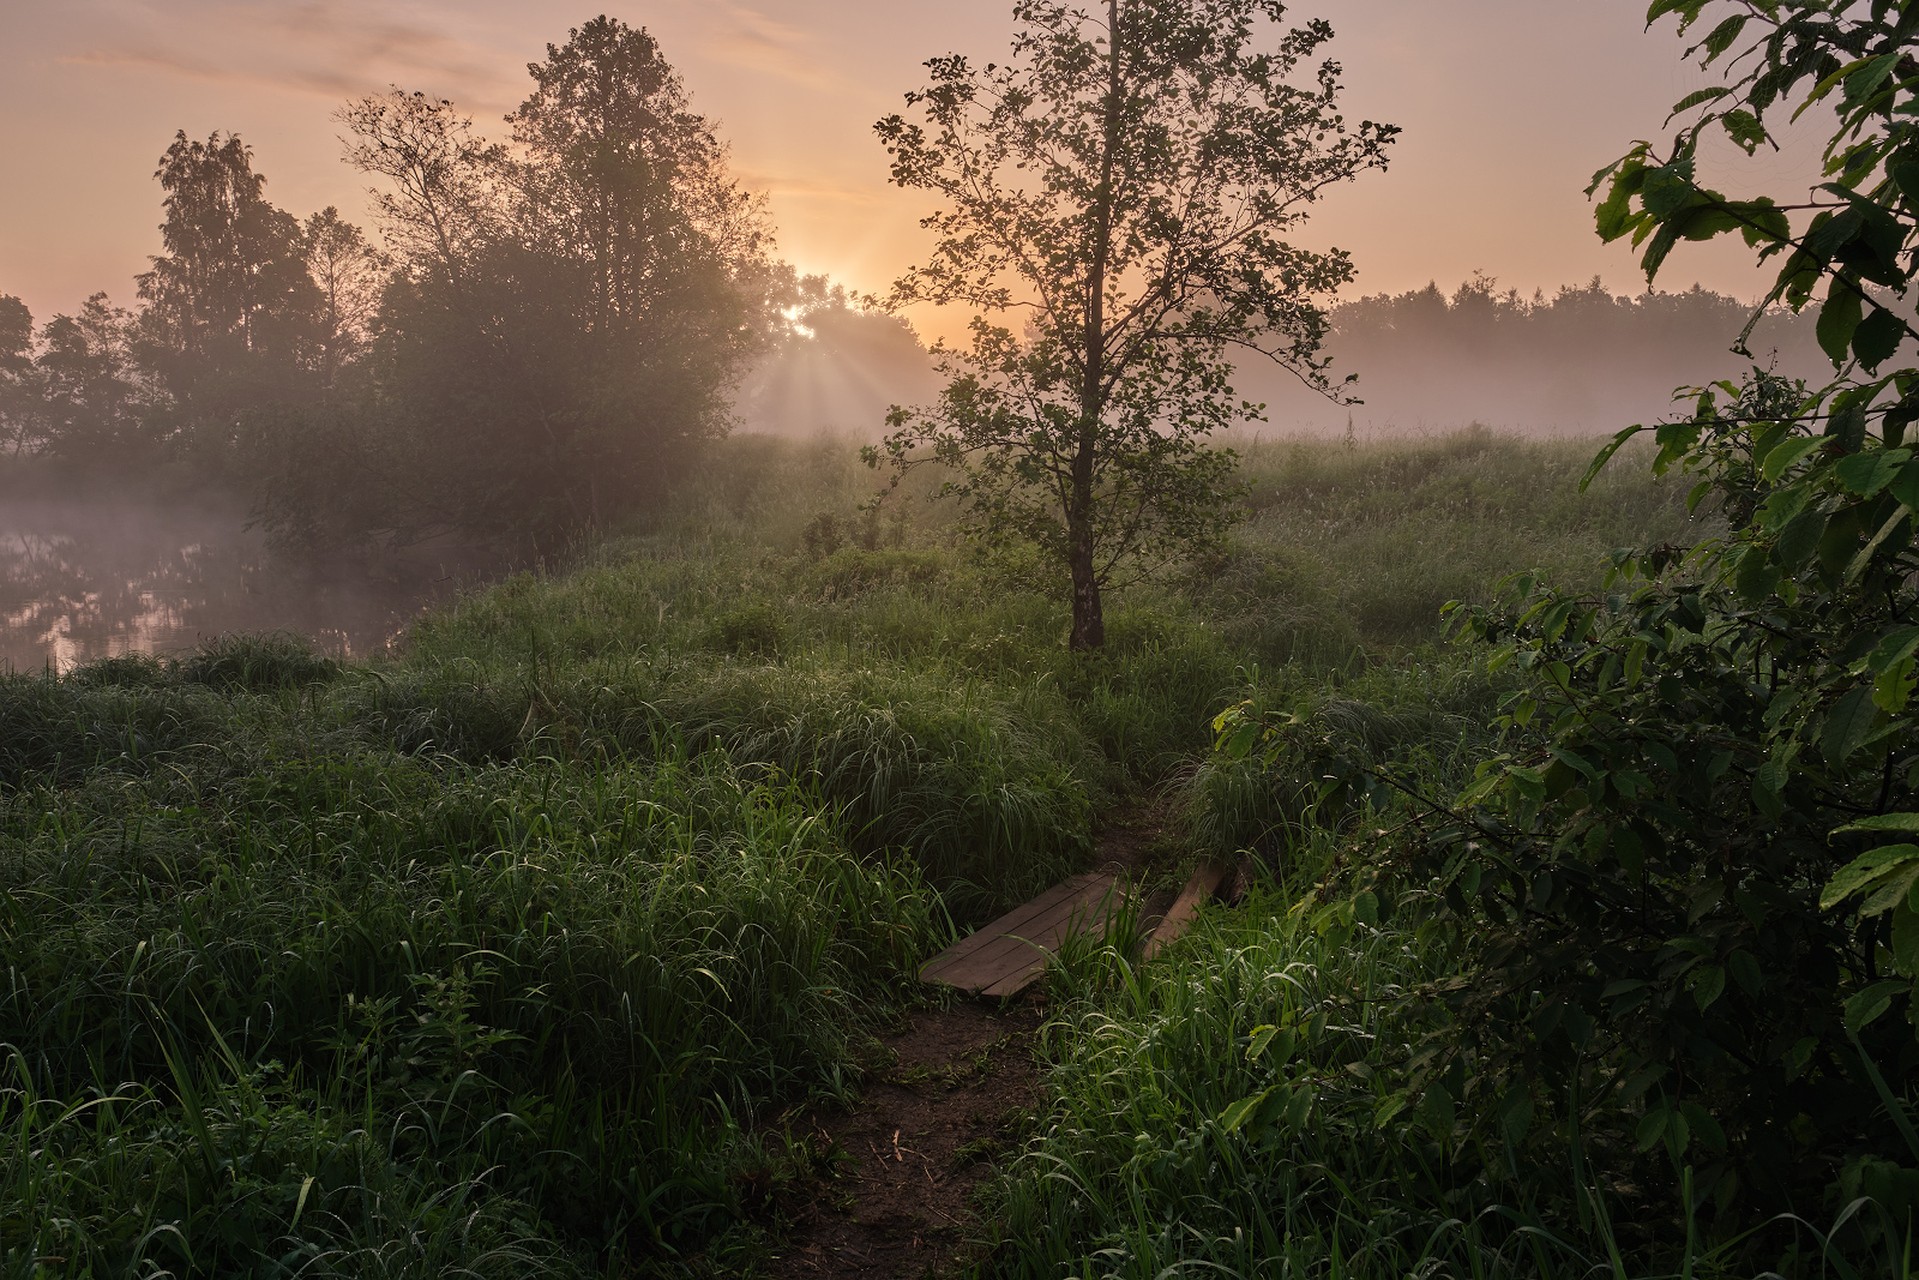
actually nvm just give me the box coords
[919,873,1105,983]
[1140,859,1232,962]
[921,872,1120,996]
[978,877,1123,999]
[966,875,1119,996]
[925,873,1116,993]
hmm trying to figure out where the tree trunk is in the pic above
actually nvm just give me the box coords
[1067,0,1122,653]
[1068,506,1105,650]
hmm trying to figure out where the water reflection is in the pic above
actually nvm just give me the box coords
[0,498,451,674]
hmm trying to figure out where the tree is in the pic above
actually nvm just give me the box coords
[0,295,38,456]
[336,91,506,291]
[507,16,770,335]
[331,20,773,545]
[505,16,775,516]
[871,0,1395,649]
[36,294,148,464]
[136,131,320,447]
[302,207,387,396]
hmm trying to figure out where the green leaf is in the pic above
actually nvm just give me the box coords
[1218,719,1261,761]
[1678,1101,1727,1154]
[1691,963,1727,1011]
[1284,1085,1314,1131]
[1499,1087,1535,1145]
[1595,175,1645,243]
[1845,980,1905,1033]
[1894,159,1919,207]
[1836,448,1911,496]
[1373,1092,1410,1130]
[1642,222,1685,282]
[1864,865,1919,918]
[1761,437,1823,481]
[1641,165,1700,219]
[1674,204,1749,242]
[1865,629,1919,687]
[1893,905,1919,976]
[1700,14,1747,58]
[1636,1105,1671,1152]
[1842,53,1902,109]
[1874,656,1917,714]
[1819,278,1865,366]
[1821,685,1880,767]
[1835,814,1919,836]
[1219,1088,1272,1133]
[1582,425,1646,489]
[1855,308,1908,373]
[1822,844,1919,910]
[1846,507,1910,586]
[1246,1024,1296,1064]
[1733,195,1789,242]
[1647,0,1708,27]
[1668,86,1732,116]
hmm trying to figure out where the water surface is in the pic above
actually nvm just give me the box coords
[1,497,453,674]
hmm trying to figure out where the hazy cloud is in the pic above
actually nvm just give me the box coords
[689,1,848,96]
[61,0,521,118]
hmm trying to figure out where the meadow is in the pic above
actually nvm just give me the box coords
[2,428,1771,1277]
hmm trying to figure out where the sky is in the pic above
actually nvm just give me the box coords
[0,0,1831,340]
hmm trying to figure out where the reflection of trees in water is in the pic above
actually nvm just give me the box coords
[0,503,436,672]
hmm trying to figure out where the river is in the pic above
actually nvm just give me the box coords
[1,496,459,674]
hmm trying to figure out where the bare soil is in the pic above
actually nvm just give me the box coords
[765,997,1046,1278]
[762,803,1180,1278]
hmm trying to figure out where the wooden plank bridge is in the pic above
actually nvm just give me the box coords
[920,859,1235,999]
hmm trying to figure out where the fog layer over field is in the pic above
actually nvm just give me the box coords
[736,277,1829,440]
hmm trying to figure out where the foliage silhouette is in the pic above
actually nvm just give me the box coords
[870,0,1395,649]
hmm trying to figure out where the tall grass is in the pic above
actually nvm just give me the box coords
[982,859,1919,1280]
[0,427,1713,1274]
[0,652,940,1273]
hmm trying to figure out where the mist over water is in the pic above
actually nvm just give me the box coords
[0,494,447,673]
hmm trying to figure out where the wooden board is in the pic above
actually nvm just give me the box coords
[1140,859,1233,961]
[921,871,1121,998]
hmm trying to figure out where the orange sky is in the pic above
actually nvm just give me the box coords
[0,1,1827,341]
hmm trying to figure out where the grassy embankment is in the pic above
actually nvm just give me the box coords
[2,429,1704,1276]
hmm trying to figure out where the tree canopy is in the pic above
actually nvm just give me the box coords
[871,0,1395,649]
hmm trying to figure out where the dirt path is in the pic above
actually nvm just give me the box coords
[764,805,1177,1278]
[767,998,1046,1278]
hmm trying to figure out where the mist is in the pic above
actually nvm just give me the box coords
[0,487,452,673]
[1241,277,1830,438]
[729,276,1830,444]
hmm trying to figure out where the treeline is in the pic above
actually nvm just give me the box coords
[1246,274,1830,434]
[0,18,827,559]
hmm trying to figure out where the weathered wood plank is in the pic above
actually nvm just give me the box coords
[926,874,1117,993]
[1140,859,1232,962]
[921,871,1121,996]
[919,873,1106,984]
[970,877,1120,999]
